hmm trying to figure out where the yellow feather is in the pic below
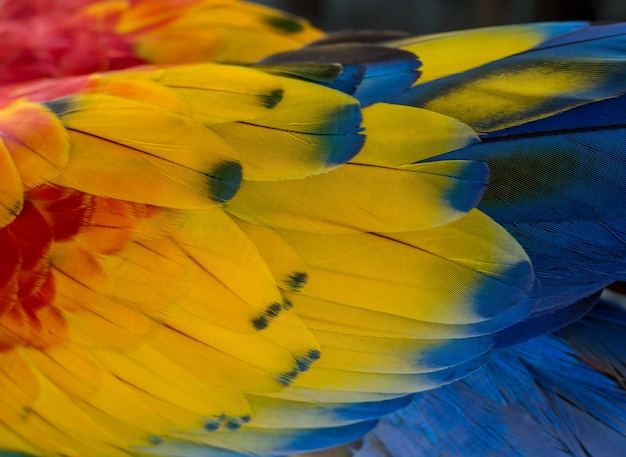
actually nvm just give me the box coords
[228,160,486,234]
[52,244,156,351]
[97,237,190,319]
[0,350,37,424]
[171,209,291,331]
[355,103,479,167]
[6,372,135,457]
[160,305,308,376]
[175,262,265,333]
[148,325,287,393]
[91,77,191,115]
[267,385,412,404]
[310,329,489,375]
[209,75,362,181]
[153,64,285,124]
[234,218,308,292]
[292,293,474,340]
[421,64,599,132]
[0,100,70,189]
[24,345,101,401]
[395,24,570,84]
[120,0,322,64]
[276,209,530,324]
[0,141,22,227]
[93,344,236,421]
[52,93,240,208]
[289,366,466,395]
[0,426,37,456]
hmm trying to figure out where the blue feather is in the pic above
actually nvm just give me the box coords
[259,43,421,106]
[355,301,626,457]
[535,23,626,49]
[392,22,626,132]
[433,106,626,322]
[495,291,601,347]
[140,421,379,456]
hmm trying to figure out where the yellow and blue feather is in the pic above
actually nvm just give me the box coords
[1,4,626,456]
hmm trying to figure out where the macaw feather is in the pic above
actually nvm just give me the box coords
[228,160,489,234]
[2,8,626,457]
[279,209,531,325]
[434,74,626,322]
[355,103,480,167]
[0,0,322,86]
[260,43,421,106]
[118,0,323,65]
[393,22,626,132]
[355,302,626,457]
[0,141,23,228]
[244,395,412,429]
[393,22,586,84]
[233,220,308,293]
[0,100,70,227]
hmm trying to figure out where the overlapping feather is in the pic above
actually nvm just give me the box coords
[354,300,626,457]
[2,4,626,457]
[0,0,321,85]
[0,30,533,457]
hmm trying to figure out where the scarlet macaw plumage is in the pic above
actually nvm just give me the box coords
[1,1,626,456]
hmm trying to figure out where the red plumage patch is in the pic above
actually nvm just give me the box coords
[0,198,65,351]
[0,0,145,85]
[0,184,154,352]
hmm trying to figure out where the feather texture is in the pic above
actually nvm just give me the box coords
[1,4,626,457]
[0,42,533,457]
[355,301,626,457]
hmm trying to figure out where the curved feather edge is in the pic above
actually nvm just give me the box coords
[353,300,626,457]
[259,43,421,106]
[392,22,626,132]
[433,97,626,318]
[136,421,378,456]
[6,13,626,457]
[411,25,626,321]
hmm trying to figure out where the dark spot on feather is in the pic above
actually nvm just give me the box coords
[308,349,321,360]
[204,422,220,431]
[204,415,225,431]
[43,97,74,116]
[296,355,315,372]
[10,200,23,217]
[225,419,243,430]
[252,315,269,330]
[266,302,283,317]
[219,414,251,430]
[148,436,164,445]
[296,360,310,372]
[204,421,221,432]
[252,300,291,330]
[276,369,299,386]
[259,89,284,109]
[265,15,304,34]
[282,298,294,310]
[285,272,308,291]
[208,160,242,203]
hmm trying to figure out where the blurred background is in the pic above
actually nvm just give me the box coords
[251,0,626,34]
